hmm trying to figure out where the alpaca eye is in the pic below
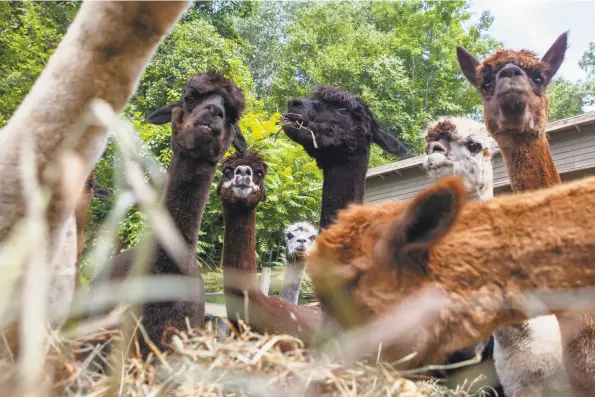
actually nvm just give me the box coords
[255,171,263,180]
[466,141,482,154]
[481,81,492,93]
[309,235,316,241]
[532,75,544,85]
[287,233,294,240]
[223,167,233,177]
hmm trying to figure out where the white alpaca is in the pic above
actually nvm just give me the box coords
[423,116,566,397]
[280,222,318,304]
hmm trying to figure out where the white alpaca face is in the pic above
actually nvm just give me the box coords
[422,117,497,199]
[222,165,261,198]
[284,221,318,260]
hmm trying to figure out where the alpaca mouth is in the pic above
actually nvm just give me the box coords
[282,113,306,127]
[196,124,213,133]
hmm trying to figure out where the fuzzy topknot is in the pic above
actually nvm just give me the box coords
[186,70,246,124]
[424,119,457,143]
[309,85,379,130]
[477,49,547,79]
[222,150,268,174]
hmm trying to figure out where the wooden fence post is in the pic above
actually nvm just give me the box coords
[259,267,271,296]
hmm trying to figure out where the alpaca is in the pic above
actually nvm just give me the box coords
[282,85,408,230]
[74,170,110,289]
[90,72,248,358]
[280,222,318,304]
[219,151,321,341]
[422,117,505,395]
[457,33,571,396]
[423,117,497,202]
[306,175,595,372]
[0,1,189,365]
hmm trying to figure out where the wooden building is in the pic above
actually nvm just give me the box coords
[364,111,595,203]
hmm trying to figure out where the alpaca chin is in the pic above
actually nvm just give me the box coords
[232,185,258,199]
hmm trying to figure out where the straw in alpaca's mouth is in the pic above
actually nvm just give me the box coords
[282,114,318,149]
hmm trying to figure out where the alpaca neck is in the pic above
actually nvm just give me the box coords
[320,152,369,230]
[74,200,91,288]
[497,133,560,192]
[280,256,306,304]
[151,153,217,275]
[222,206,258,322]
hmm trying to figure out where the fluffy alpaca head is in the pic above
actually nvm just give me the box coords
[217,150,268,210]
[284,221,318,261]
[422,117,497,200]
[282,85,407,167]
[456,33,568,140]
[145,71,249,163]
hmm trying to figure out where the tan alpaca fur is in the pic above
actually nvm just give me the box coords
[0,1,190,356]
[307,176,595,369]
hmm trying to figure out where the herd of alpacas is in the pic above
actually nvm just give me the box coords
[1,2,595,397]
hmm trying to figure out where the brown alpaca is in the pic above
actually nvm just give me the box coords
[89,72,248,359]
[283,85,407,230]
[0,1,189,370]
[218,151,320,342]
[457,33,581,396]
[306,175,595,370]
[74,170,110,289]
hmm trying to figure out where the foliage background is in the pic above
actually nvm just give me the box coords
[1,0,594,282]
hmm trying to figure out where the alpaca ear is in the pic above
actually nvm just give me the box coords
[93,185,111,199]
[541,31,568,83]
[384,177,465,275]
[232,124,249,153]
[372,129,408,156]
[145,102,181,125]
[456,46,481,88]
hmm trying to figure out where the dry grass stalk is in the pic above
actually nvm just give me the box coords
[1,316,498,397]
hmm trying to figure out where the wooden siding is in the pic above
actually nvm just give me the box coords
[365,116,595,203]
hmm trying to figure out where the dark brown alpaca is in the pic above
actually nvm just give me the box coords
[74,170,110,289]
[457,33,580,396]
[218,151,320,341]
[282,85,407,230]
[91,71,247,358]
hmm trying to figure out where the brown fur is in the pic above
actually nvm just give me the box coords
[282,86,407,229]
[424,119,457,144]
[219,151,321,342]
[307,175,595,368]
[458,33,595,397]
[74,170,110,288]
[89,72,247,361]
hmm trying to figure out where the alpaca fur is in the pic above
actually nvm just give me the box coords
[280,221,318,304]
[0,1,189,359]
[456,33,568,192]
[457,33,571,396]
[423,117,504,394]
[283,85,407,230]
[219,152,321,341]
[91,71,248,358]
[423,117,497,202]
[74,170,110,289]
[306,175,595,371]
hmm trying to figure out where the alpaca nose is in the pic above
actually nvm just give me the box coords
[498,63,524,79]
[234,166,253,184]
[426,141,448,155]
[297,238,307,244]
[288,99,303,108]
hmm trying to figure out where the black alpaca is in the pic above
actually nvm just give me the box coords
[90,71,247,359]
[282,85,407,230]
